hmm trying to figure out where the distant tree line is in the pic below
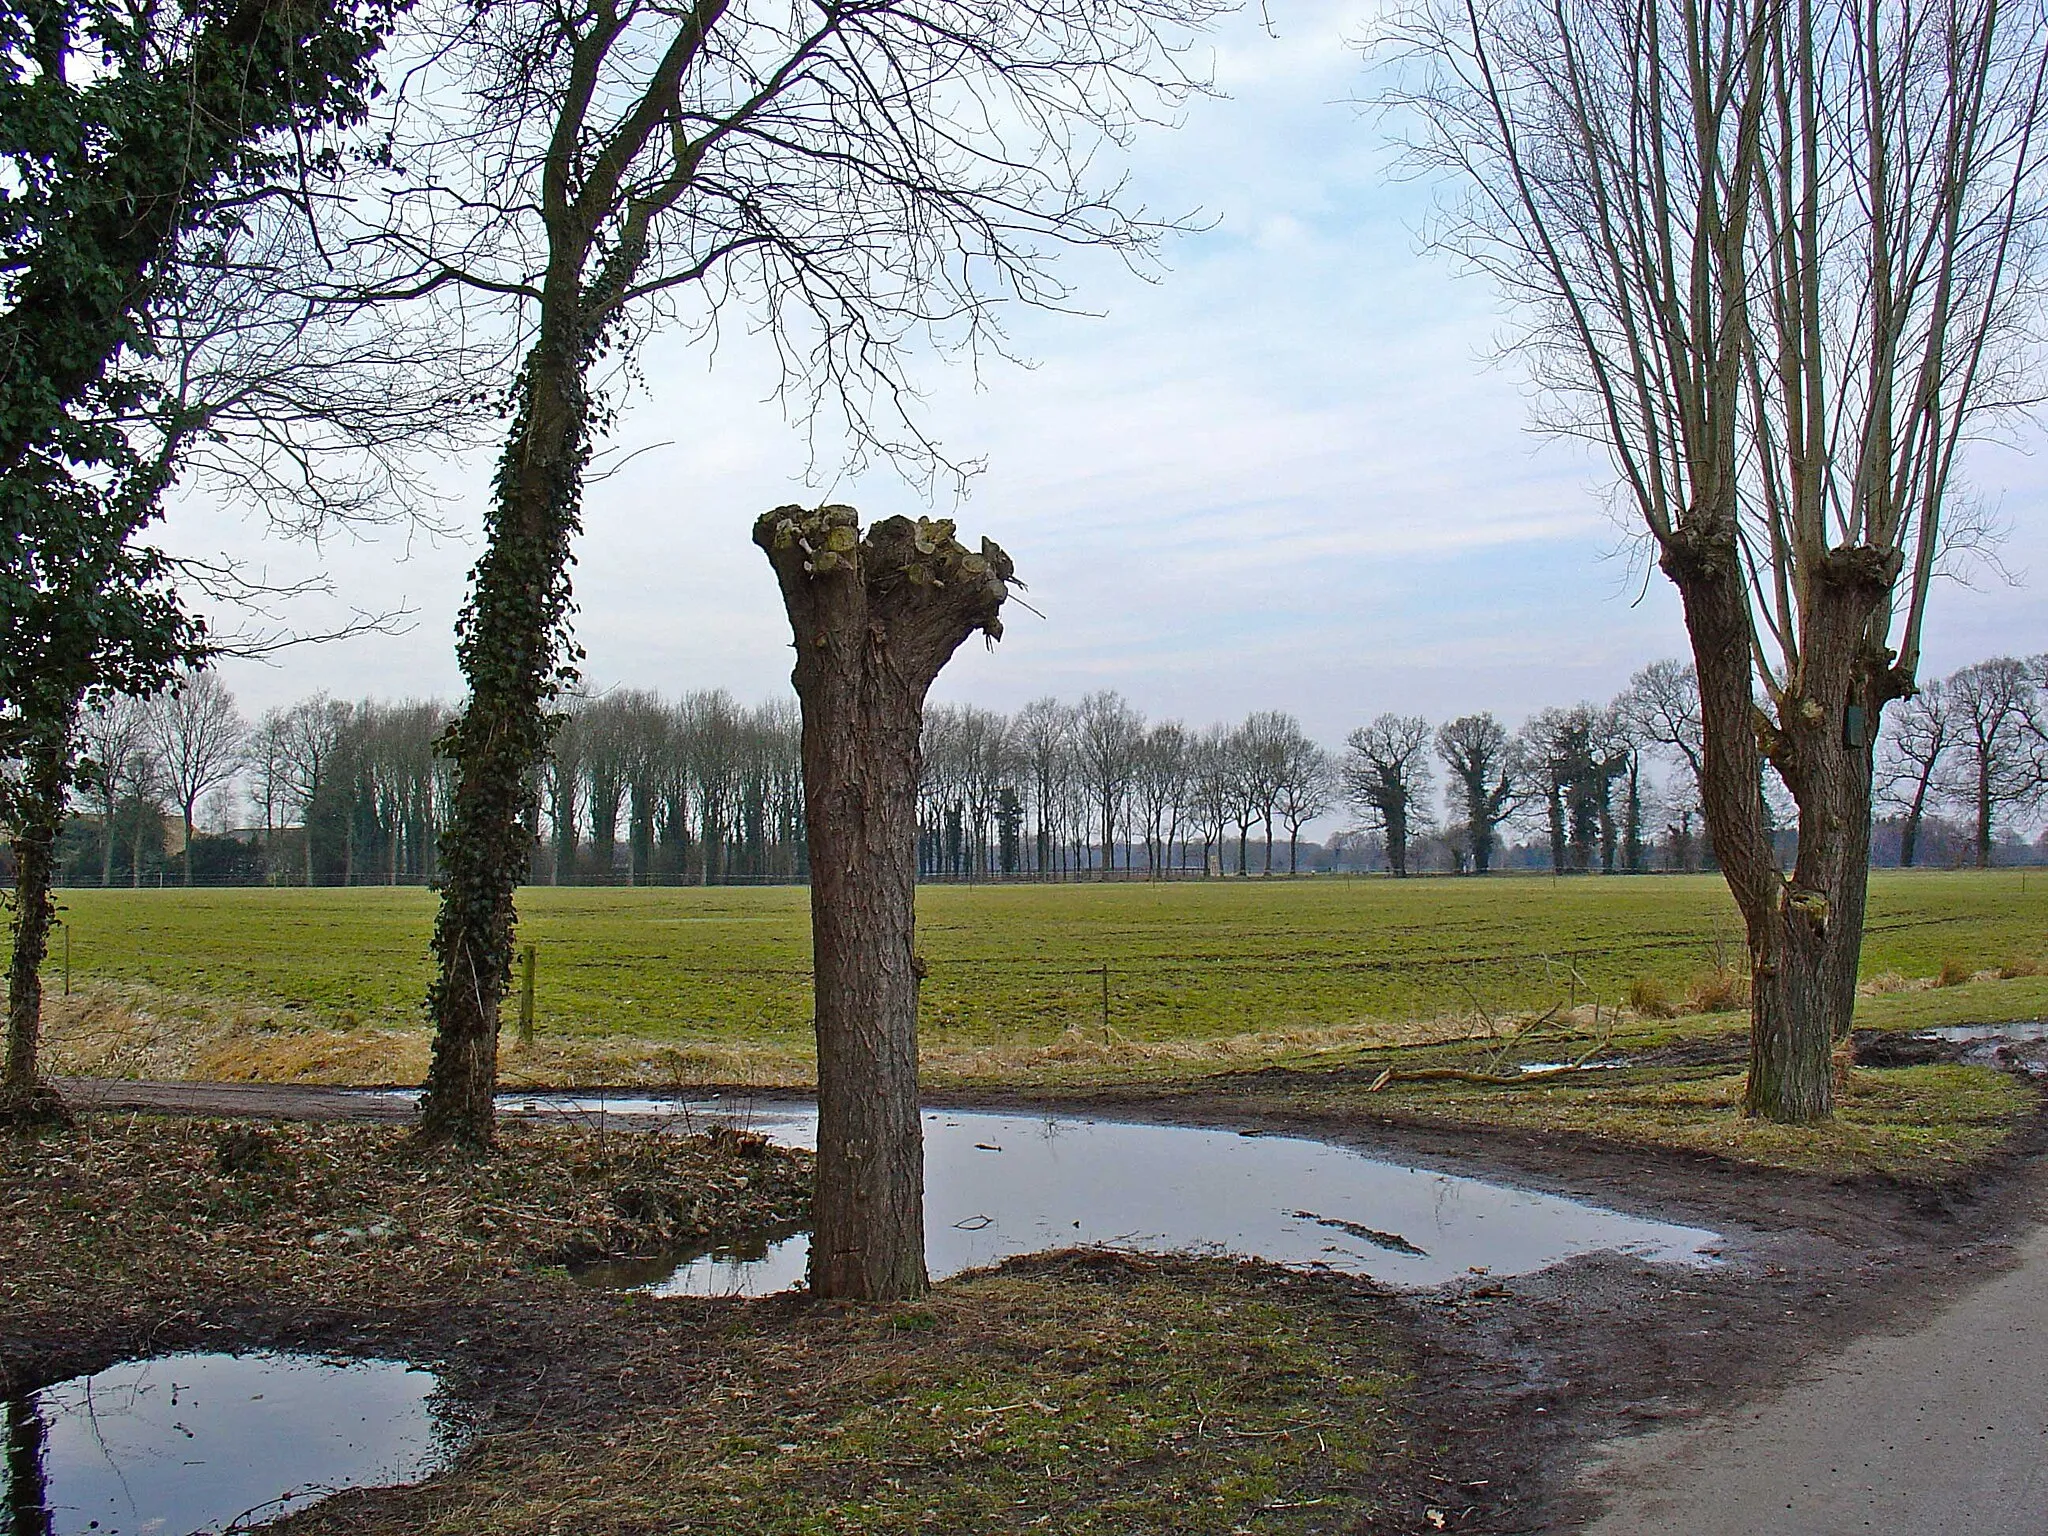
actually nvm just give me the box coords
[23,651,2047,888]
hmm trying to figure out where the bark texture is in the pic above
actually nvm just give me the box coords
[1666,526,1900,1123]
[755,505,1011,1302]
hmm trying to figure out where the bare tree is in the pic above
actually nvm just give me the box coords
[76,698,156,888]
[1344,714,1435,877]
[1616,661,1705,798]
[1236,711,1299,875]
[1074,691,1146,876]
[1013,697,1076,876]
[1276,734,1336,874]
[275,695,354,886]
[1132,721,1193,875]
[383,0,1226,1148]
[1877,679,1954,868]
[1434,712,1520,873]
[1941,658,2045,867]
[147,670,248,885]
[756,506,1011,1302]
[1188,722,1237,876]
[1380,0,2048,1120]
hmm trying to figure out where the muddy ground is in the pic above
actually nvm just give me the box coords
[9,1070,2047,1533]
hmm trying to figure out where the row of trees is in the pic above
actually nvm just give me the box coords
[57,682,811,888]
[58,648,2045,889]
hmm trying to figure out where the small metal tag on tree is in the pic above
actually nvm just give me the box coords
[755,505,1012,1302]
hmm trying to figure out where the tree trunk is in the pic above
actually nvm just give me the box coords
[182,803,197,886]
[99,794,116,887]
[756,505,1011,1303]
[1900,776,1928,867]
[6,724,74,1122]
[1975,769,1993,867]
[1668,527,1898,1123]
[420,340,587,1148]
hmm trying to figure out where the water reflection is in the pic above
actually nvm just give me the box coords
[0,1352,462,1535]
[1918,1021,2048,1043]
[588,1109,1721,1299]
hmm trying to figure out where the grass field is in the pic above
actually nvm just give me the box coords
[22,870,2048,1085]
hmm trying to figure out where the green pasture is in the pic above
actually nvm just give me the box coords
[31,869,2048,1049]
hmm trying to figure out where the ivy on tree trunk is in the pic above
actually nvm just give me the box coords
[755,505,1012,1302]
[417,342,587,1148]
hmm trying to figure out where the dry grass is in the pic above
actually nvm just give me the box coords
[1270,1063,2035,1180]
[0,1115,810,1315]
[297,1254,1409,1536]
[1627,976,1676,1018]
[1683,965,1748,1014]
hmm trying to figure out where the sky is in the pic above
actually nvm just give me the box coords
[166,0,2048,752]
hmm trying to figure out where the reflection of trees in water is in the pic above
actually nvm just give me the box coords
[5,1394,52,1536]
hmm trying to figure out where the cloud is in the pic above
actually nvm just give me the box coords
[161,3,2044,745]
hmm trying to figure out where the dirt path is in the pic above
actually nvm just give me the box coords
[1574,1210,2048,1535]
[44,1073,2048,1534]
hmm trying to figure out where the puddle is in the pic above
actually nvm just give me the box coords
[587,1109,1720,1298]
[1,1351,463,1534]
[1916,1022,2048,1044]
[1517,1059,1629,1074]
[351,1089,805,1129]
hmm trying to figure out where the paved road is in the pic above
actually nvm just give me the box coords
[1578,1216,2048,1535]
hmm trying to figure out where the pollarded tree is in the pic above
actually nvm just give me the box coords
[756,506,1011,1301]
[1380,0,2048,1120]
[1434,713,1520,874]
[381,0,1227,1148]
[1344,714,1434,877]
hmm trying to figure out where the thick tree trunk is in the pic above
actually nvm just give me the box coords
[1668,526,1898,1123]
[1465,781,1495,874]
[6,725,74,1123]
[1974,772,1993,867]
[756,506,1011,1303]
[420,342,586,1148]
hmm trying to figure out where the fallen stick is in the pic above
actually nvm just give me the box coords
[1366,1064,1602,1091]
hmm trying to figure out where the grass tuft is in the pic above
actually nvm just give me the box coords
[1627,975,1676,1018]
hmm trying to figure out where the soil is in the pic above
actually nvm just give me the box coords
[13,1068,2048,1533]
